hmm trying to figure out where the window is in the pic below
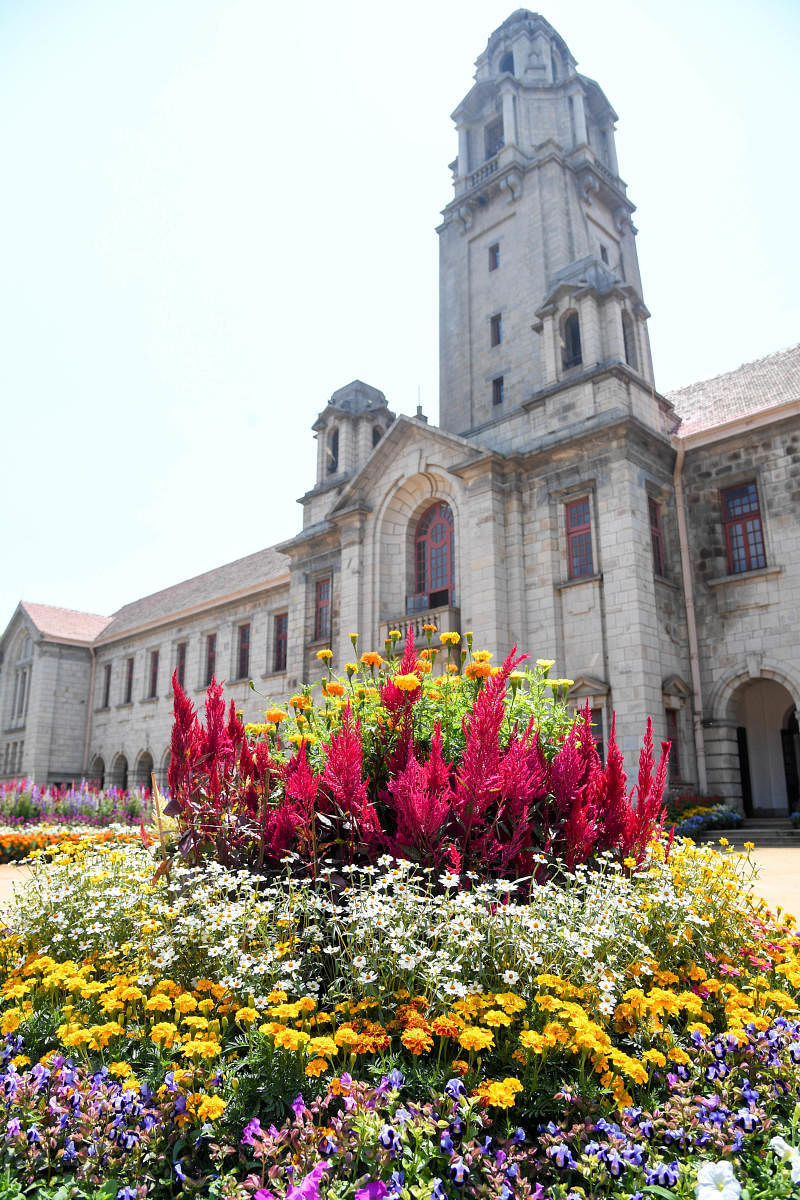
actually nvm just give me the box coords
[490,313,502,347]
[101,663,111,709]
[722,482,766,574]
[566,497,594,579]
[175,642,187,689]
[622,310,638,370]
[147,650,159,699]
[492,375,504,406]
[665,708,681,781]
[123,657,134,705]
[649,498,666,576]
[326,428,339,475]
[273,612,288,672]
[561,310,582,369]
[315,579,331,642]
[498,51,514,74]
[484,117,504,160]
[411,500,455,612]
[372,425,382,448]
[204,634,217,687]
[600,245,609,264]
[236,623,251,680]
[590,707,605,764]
[488,243,500,271]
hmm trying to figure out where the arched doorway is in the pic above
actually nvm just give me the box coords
[110,753,128,792]
[90,755,105,789]
[732,679,798,816]
[135,750,154,791]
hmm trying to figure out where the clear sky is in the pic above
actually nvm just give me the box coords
[1,0,798,627]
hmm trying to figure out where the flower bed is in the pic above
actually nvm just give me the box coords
[0,635,798,1199]
[0,824,142,864]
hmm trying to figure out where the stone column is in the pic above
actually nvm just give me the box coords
[569,86,588,147]
[500,85,517,147]
[457,124,469,177]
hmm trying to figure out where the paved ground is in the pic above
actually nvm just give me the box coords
[0,849,797,919]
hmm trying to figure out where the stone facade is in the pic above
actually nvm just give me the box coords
[1,12,798,811]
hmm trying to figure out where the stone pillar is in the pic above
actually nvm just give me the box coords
[577,293,600,366]
[457,124,469,177]
[333,510,366,665]
[604,123,619,175]
[569,86,588,147]
[606,295,625,364]
[500,84,517,147]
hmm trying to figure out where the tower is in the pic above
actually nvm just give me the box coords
[438,10,655,437]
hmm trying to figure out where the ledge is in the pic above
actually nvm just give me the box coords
[116,702,133,710]
[653,574,681,592]
[139,697,159,706]
[707,565,783,589]
[555,572,603,591]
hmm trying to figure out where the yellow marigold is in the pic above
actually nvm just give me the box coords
[535,659,555,669]
[305,1057,329,1077]
[393,674,421,692]
[265,709,287,725]
[145,994,173,1013]
[641,1049,667,1068]
[464,661,492,681]
[181,1038,220,1060]
[401,1026,434,1055]
[472,650,493,662]
[334,1026,360,1047]
[108,1061,134,1078]
[11,1055,30,1068]
[496,993,527,1013]
[668,1047,690,1065]
[196,1095,227,1122]
[173,994,198,1015]
[308,1036,338,1058]
[322,681,345,698]
[473,1076,523,1109]
[440,631,460,646]
[316,649,333,661]
[482,1009,513,1027]
[235,1007,259,1024]
[1,1010,23,1035]
[150,1022,180,1048]
[519,1030,546,1054]
[388,630,401,640]
[458,1026,494,1053]
[274,1028,310,1051]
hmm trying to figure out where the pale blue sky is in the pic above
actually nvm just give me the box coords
[1,0,798,625]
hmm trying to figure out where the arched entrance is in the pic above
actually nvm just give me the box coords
[731,679,798,816]
[110,753,128,792]
[134,750,154,791]
[90,755,105,789]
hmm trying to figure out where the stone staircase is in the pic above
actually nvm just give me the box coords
[697,817,800,850]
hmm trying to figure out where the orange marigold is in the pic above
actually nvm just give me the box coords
[322,681,345,698]
[401,1026,434,1055]
[465,661,492,681]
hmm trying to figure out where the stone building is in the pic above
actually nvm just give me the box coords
[1,11,798,814]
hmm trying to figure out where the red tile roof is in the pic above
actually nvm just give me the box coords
[669,343,800,437]
[21,602,111,644]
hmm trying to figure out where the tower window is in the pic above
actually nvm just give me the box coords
[484,117,504,161]
[722,482,766,574]
[315,579,331,642]
[175,641,187,689]
[566,497,594,579]
[488,243,500,271]
[600,245,609,264]
[492,376,504,406]
[499,51,514,74]
[622,311,638,370]
[561,310,582,369]
[490,313,502,347]
[204,634,217,687]
[123,657,134,705]
[273,612,288,672]
[101,663,111,709]
[236,623,251,680]
[326,428,339,475]
[147,649,159,699]
[649,498,666,577]
[372,425,382,448]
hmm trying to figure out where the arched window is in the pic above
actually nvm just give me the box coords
[326,427,339,475]
[410,501,455,612]
[622,311,638,370]
[499,51,514,74]
[561,310,582,369]
[90,755,105,789]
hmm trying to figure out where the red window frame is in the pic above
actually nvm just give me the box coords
[205,634,217,687]
[273,613,288,672]
[236,624,251,680]
[411,501,455,612]
[148,649,159,699]
[175,642,187,690]
[649,497,665,576]
[315,579,331,642]
[722,482,766,575]
[123,657,134,704]
[566,497,593,579]
[665,707,681,781]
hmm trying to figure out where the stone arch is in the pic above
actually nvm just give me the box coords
[89,754,105,790]
[560,308,582,369]
[134,749,154,791]
[709,668,800,817]
[371,471,463,631]
[110,753,128,792]
[158,746,172,791]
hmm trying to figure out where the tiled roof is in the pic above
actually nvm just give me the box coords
[97,545,289,643]
[21,602,111,644]
[669,343,800,437]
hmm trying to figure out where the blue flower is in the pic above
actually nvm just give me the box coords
[430,1179,448,1200]
[445,1079,465,1100]
[117,1189,138,1200]
[26,1125,40,1145]
[440,1131,454,1154]
[449,1158,469,1186]
[389,1171,405,1196]
[645,1160,680,1187]
[6,1118,20,1141]
[386,1069,404,1089]
[736,1107,759,1132]
[548,1144,576,1170]
[378,1124,401,1156]
[319,1135,337,1156]
[174,1160,188,1182]
[511,1126,525,1143]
